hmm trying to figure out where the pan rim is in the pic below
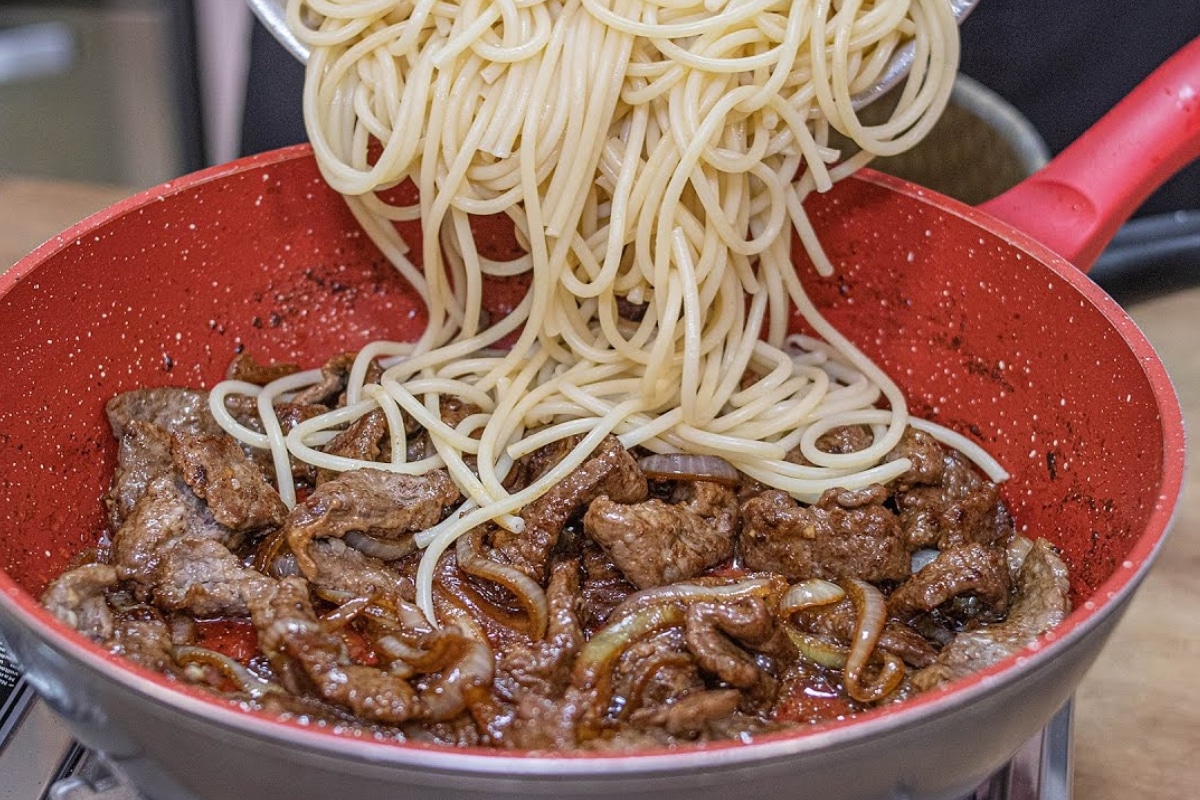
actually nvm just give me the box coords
[0,148,1185,776]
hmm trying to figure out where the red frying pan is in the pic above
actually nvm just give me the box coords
[0,36,1195,800]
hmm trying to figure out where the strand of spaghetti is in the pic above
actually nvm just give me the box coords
[414,396,645,620]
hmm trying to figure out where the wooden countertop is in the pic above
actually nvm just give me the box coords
[1,175,1197,798]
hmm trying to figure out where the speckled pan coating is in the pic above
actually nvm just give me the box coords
[0,145,1183,800]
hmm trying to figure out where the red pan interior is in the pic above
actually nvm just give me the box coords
[0,143,1181,663]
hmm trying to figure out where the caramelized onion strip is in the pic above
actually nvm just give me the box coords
[608,576,785,626]
[574,604,686,692]
[638,453,741,485]
[455,532,549,639]
[174,645,283,699]
[343,530,418,562]
[780,578,845,615]
[842,577,905,703]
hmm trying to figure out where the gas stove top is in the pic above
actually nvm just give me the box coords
[0,641,1073,800]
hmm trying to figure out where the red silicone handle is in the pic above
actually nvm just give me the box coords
[979,36,1200,271]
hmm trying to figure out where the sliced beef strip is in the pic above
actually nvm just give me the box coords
[106,607,179,675]
[303,538,410,603]
[286,468,459,543]
[578,541,637,632]
[246,577,421,725]
[284,468,460,575]
[41,565,182,675]
[42,563,118,641]
[105,387,223,442]
[784,425,874,465]
[226,352,301,385]
[315,409,389,486]
[629,688,743,739]
[889,432,1013,550]
[583,480,737,589]
[495,559,591,750]
[888,541,1012,624]
[110,475,270,617]
[493,435,647,584]
[912,539,1070,691]
[881,428,946,491]
[439,397,483,431]
[740,487,910,583]
[612,627,705,715]
[147,536,272,618]
[290,352,383,407]
[171,432,287,532]
[108,420,175,530]
[684,596,795,702]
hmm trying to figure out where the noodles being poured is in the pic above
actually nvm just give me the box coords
[212,0,997,621]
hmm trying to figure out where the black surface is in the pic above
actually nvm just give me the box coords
[959,2,1200,218]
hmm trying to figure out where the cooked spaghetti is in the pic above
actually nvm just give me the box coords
[210,0,983,621]
[39,0,1081,747]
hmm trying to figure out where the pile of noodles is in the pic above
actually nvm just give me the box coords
[212,0,1001,619]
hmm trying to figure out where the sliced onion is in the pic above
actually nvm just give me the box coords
[319,594,373,631]
[781,579,846,615]
[608,576,785,626]
[638,453,741,485]
[573,603,686,691]
[343,530,417,562]
[421,603,496,722]
[785,628,849,669]
[456,532,549,639]
[174,645,283,699]
[842,578,904,703]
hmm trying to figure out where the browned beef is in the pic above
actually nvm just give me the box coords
[226,352,301,385]
[303,538,409,601]
[315,410,389,485]
[146,536,271,618]
[612,627,704,713]
[740,488,910,582]
[110,475,269,617]
[583,481,737,589]
[882,428,946,491]
[785,425,874,464]
[284,469,459,575]
[439,397,483,430]
[494,436,647,584]
[108,420,175,529]
[291,352,382,407]
[888,542,1011,623]
[684,597,794,700]
[171,433,287,532]
[247,577,420,724]
[579,541,636,631]
[913,539,1069,690]
[496,559,590,749]
[105,387,223,442]
[41,563,118,641]
[630,688,742,738]
[106,607,179,674]
[42,566,181,675]
[889,432,1013,550]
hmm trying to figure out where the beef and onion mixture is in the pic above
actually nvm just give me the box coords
[43,352,1070,750]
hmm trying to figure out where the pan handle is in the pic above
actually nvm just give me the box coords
[978,36,1200,271]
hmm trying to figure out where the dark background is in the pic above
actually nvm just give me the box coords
[241,3,1200,216]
